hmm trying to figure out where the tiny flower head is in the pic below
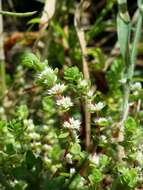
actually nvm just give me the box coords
[131,82,142,91]
[78,79,89,90]
[48,83,66,95]
[56,96,73,110]
[37,67,57,86]
[63,117,81,131]
[89,102,105,112]
[94,117,111,126]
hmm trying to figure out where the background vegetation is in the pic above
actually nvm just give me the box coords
[0,0,143,189]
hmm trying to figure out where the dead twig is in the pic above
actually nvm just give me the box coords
[33,0,57,52]
[74,0,91,151]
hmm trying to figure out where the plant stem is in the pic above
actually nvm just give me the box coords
[0,60,6,94]
[74,0,91,151]
[0,1,6,96]
[121,7,142,124]
[0,10,37,17]
[117,0,143,161]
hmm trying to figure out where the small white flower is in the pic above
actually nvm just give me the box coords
[133,91,139,96]
[48,83,66,95]
[28,132,40,140]
[89,102,105,112]
[30,142,41,154]
[43,79,48,84]
[78,79,88,88]
[79,177,85,186]
[0,107,4,114]
[63,117,81,131]
[26,119,35,132]
[51,165,58,173]
[43,125,49,132]
[87,89,95,97]
[70,168,76,174]
[38,67,54,79]
[34,148,41,156]
[131,82,142,91]
[37,67,57,84]
[94,117,111,126]
[43,156,51,165]
[56,96,73,110]
[129,102,134,106]
[73,130,80,143]
[136,152,143,162]
[95,117,108,123]
[74,134,80,143]
[89,153,100,165]
[42,144,52,151]
[65,153,73,164]
[100,135,107,143]
[119,78,127,84]
[34,142,41,147]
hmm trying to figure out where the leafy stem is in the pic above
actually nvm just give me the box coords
[0,10,37,17]
[122,3,143,124]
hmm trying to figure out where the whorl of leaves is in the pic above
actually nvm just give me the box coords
[20,52,42,71]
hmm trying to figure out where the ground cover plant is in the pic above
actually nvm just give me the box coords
[1,0,143,189]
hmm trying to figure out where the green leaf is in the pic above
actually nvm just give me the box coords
[117,13,130,59]
[20,52,43,71]
[15,105,29,120]
[12,166,29,180]
[64,67,83,82]
[70,143,81,155]
[118,167,138,188]
[124,117,137,136]
[5,143,15,155]
[27,18,41,25]
[25,150,36,169]
[88,168,103,184]
[99,155,110,167]
[69,174,84,189]
[58,132,69,139]
[43,176,65,190]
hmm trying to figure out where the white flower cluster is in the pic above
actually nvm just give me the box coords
[136,151,143,166]
[48,83,66,95]
[65,153,73,164]
[56,96,73,110]
[94,117,111,126]
[131,82,142,91]
[38,67,55,79]
[63,117,81,131]
[25,120,53,157]
[0,107,6,120]
[130,82,142,97]
[119,78,127,84]
[24,119,41,155]
[37,67,57,84]
[63,117,81,143]
[100,135,108,143]
[89,153,100,165]
[70,167,76,174]
[73,131,80,143]
[89,102,105,112]
[87,88,95,98]
[78,79,89,88]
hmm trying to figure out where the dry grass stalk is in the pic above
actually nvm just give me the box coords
[74,0,91,150]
